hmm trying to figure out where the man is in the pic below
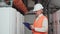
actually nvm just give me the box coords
[30,3,48,34]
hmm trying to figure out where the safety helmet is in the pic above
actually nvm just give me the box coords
[33,3,44,11]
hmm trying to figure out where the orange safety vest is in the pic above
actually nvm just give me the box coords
[32,15,48,34]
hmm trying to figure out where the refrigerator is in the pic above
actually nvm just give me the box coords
[52,9,60,34]
[0,7,24,34]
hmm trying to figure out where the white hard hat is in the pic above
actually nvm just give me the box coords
[33,3,44,11]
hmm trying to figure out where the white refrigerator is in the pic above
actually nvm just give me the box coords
[0,7,24,34]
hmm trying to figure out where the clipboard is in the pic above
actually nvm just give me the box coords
[23,22,32,30]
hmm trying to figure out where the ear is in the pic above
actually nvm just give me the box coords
[40,9,43,13]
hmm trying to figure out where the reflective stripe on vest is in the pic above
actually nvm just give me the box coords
[32,15,48,34]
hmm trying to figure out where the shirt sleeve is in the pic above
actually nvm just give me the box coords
[34,18,48,32]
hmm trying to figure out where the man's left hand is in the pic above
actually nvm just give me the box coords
[30,25,35,30]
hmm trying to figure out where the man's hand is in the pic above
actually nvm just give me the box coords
[30,25,35,30]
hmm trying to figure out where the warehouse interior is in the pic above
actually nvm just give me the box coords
[0,0,60,34]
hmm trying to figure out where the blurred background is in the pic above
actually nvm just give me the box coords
[0,0,60,34]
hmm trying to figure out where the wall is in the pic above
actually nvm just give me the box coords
[50,0,60,7]
[24,14,35,34]
[28,0,35,7]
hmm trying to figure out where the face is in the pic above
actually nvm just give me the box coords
[35,10,43,16]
